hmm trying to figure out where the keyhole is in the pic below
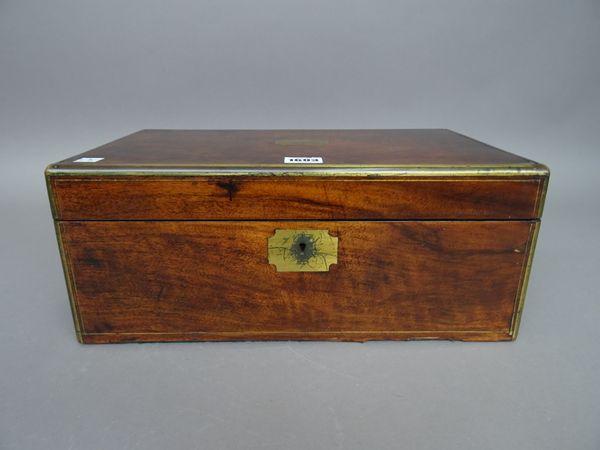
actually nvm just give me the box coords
[290,233,315,264]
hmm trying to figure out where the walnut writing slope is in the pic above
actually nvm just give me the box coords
[46,130,549,343]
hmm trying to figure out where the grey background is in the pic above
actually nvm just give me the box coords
[1,0,598,449]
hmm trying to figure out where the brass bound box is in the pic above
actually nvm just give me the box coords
[46,129,549,343]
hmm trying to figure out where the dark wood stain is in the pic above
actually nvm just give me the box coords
[215,179,239,201]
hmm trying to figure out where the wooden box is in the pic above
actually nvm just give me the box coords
[46,129,549,343]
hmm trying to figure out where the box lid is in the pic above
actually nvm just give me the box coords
[46,130,549,221]
[47,129,547,176]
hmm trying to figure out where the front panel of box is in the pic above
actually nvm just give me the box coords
[58,220,537,343]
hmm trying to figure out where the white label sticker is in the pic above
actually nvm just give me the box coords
[284,157,323,164]
[73,157,104,163]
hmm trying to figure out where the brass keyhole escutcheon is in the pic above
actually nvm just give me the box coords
[268,229,338,272]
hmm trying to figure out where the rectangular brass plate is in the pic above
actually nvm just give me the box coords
[268,229,338,272]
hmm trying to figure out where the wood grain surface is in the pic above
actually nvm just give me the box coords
[47,130,548,343]
[52,129,534,167]
[59,220,536,343]
[50,176,545,220]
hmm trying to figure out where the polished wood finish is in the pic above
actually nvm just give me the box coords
[59,221,536,343]
[53,129,533,167]
[46,129,549,343]
[50,176,545,221]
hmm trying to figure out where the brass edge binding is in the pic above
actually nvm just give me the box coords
[52,162,540,167]
[44,165,58,219]
[45,163,550,178]
[510,221,541,340]
[81,329,509,335]
[53,221,84,343]
[536,167,551,218]
[47,167,83,340]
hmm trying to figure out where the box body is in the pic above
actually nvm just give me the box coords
[46,129,549,343]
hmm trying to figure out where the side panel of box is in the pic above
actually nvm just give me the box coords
[57,220,537,343]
